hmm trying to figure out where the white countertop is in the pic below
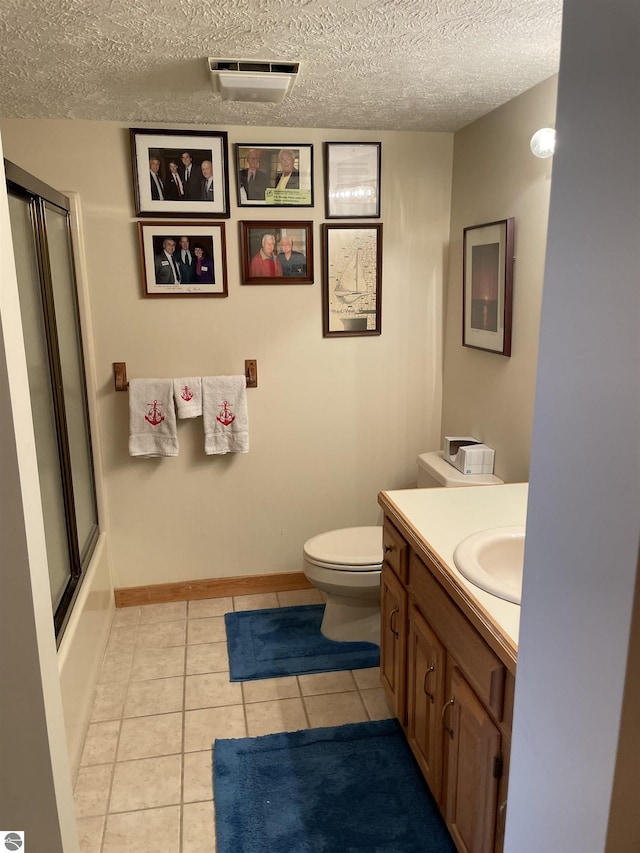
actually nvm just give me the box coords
[380,483,528,651]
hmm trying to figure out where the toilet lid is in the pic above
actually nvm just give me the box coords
[303,526,383,569]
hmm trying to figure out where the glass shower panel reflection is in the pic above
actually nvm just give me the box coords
[44,202,98,562]
[8,193,72,610]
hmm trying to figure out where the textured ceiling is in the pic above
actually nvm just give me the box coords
[0,0,562,132]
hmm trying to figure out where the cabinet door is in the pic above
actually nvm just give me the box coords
[443,666,501,853]
[380,564,407,722]
[407,606,446,802]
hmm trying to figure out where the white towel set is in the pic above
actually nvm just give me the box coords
[129,375,249,457]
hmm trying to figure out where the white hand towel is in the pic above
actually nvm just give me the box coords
[128,378,178,457]
[173,377,203,419]
[202,375,249,455]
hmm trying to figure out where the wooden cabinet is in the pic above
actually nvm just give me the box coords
[379,512,513,853]
[443,666,501,853]
[380,519,408,721]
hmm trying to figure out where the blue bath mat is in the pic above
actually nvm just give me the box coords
[213,718,455,853]
[224,604,379,681]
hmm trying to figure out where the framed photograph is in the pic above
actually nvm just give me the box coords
[322,223,383,337]
[324,142,381,219]
[235,144,313,208]
[130,128,230,217]
[463,218,515,356]
[239,221,313,285]
[137,221,228,297]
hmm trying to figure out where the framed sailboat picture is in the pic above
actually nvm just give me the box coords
[321,223,383,337]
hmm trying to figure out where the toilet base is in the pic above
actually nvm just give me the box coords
[320,593,380,645]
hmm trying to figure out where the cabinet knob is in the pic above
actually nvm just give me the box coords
[389,606,399,637]
[441,696,455,739]
[384,544,394,553]
[423,664,436,702]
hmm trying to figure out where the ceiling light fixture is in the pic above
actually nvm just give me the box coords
[530,127,556,159]
[208,58,300,104]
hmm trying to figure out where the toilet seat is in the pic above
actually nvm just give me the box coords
[303,526,382,571]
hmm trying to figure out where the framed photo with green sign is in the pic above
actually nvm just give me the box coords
[235,144,313,208]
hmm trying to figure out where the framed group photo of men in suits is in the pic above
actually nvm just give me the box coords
[130,128,230,218]
[137,221,228,298]
[235,143,313,208]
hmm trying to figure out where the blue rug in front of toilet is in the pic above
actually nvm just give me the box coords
[224,604,379,681]
[214,719,456,853]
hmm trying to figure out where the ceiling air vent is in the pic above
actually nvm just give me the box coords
[208,58,300,104]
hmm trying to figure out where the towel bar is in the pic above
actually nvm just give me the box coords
[113,360,258,390]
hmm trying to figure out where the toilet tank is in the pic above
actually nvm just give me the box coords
[417,451,503,488]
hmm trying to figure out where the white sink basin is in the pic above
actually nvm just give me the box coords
[453,526,526,604]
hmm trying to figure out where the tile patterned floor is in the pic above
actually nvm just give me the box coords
[75,589,392,853]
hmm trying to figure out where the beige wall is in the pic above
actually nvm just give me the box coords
[1,119,453,588]
[442,76,557,483]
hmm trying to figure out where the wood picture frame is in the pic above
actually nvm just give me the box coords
[234,144,313,208]
[462,218,515,356]
[324,142,381,219]
[130,128,230,217]
[137,221,228,297]
[322,223,383,337]
[239,221,314,285]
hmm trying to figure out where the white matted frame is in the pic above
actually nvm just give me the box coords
[322,223,383,337]
[130,128,230,217]
[324,142,381,218]
[137,221,228,297]
[462,217,515,356]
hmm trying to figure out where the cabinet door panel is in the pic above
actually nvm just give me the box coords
[444,667,501,853]
[380,565,407,722]
[407,606,446,802]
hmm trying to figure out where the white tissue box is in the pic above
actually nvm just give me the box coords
[454,444,495,475]
[443,436,481,466]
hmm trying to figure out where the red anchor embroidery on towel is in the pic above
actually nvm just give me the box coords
[144,400,165,426]
[180,385,194,401]
[216,400,235,427]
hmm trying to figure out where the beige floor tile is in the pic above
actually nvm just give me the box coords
[245,697,308,737]
[185,706,246,753]
[352,666,382,690]
[136,620,186,649]
[185,672,242,710]
[111,606,140,627]
[242,676,300,704]
[130,645,186,681]
[187,617,227,645]
[232,592,279,611]
[188,597,233,619]
[139,601,187,624]
[77,814,104,853]
[298,670,357,696]
[102,805,180,853]
[277,588,323,606]
[80,720,120,766]
[109,754,182,813]
[304,691,368,728]
[183,750,214,803]
[182,801,216,853]
[74,764,113,818]
[360,687,394,720]
[117,712,183,761]
[98,648,134,684]
[106,624,138,652]
[123,676,184,718]
[186,642,229,675]
[91,681,127,722]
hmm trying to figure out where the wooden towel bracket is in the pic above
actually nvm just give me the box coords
[113,360,258,391]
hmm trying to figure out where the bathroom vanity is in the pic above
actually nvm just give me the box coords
[378,484,527,853]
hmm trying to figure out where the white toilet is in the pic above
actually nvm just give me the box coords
[303,450,503,645]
